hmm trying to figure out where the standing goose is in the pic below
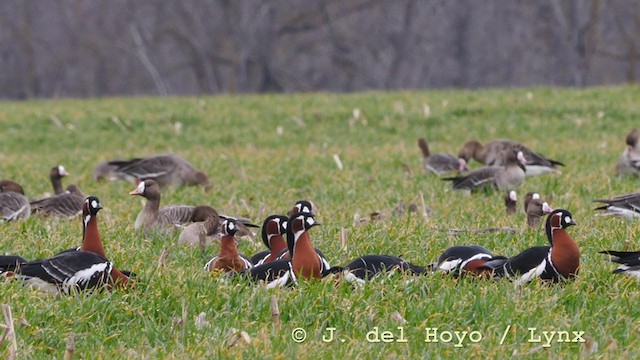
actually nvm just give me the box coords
[239,212,330,288]
[526,199,554,228]
[0,180,30,222]
[616,129,640,176]
[483,209,579,285]
[204,218,253,272]
[105,154,210,189]
[250,215,288,266]
[523,192,540,213]
[178,205,220,245]
[30,184,84,219]
[129,180,195,232]
[0,196,131,293]
[443,150,527,192]
[458,140,563,176]
[418,138,467,176]
[49,165,69,195]
[327,255,426,285]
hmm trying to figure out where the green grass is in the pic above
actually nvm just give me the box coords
[1,87,640,358]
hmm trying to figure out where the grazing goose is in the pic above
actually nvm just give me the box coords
[505,190,517,214]
[178,205,220,245]
[600,250,640,280]
[482,209,579,285]
[129,180,195,232]
[443,150,527,192]
[418,138,467,176]
[616,129,640,176]
[0,180,30,221]
[327,255,426,285]
[238,212,330,288]
[250,215,288,266]
[204,218,253,273]
[1,196,131,293]
[105,154,210,189]
[30,184,84,219]
[458,140,563,176]
[594,191,640,218]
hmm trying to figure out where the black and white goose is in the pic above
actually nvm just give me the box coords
[250,215,288,266]
[600,250,640,280]
[327,255,426,285]
[483,209,579,285]
[1,196,131,293]
[594,191,640,219]
[430,245,506,276]
[0,180,30,221]
[204,218,253,272]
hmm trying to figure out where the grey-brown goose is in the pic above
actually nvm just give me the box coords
[178,205,220,245]
[93,160,121,182]
[616,129,640,176]
[594,191,640,218]
[0,180,30,221]
[444,150,527,192]
[106,154,210,189]
[30,185,84,219]
[458,140,563,176]
[505,190,517,214]
[526,199,553,228]
[418,138,467,176]
[523,192,540,213]
[49,165,69,195]
[129,180,195,232]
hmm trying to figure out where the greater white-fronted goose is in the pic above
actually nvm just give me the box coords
[178,205,220,245]
[129,180,195,232]
[458,140,563,176]
[30,184,84,219]
[443,150,527,192]
[418,138,467,176]
[616,129,640,176]
[93,160,121,181]
[105,154,210,189]
[526,199,554,228]
[594,191,640,218]
[0,180,30,221]
[49,165,69,195]
[505,190,517,214]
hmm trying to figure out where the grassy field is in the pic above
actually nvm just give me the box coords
[1,87,640,358]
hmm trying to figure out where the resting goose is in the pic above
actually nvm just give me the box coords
[594,191,640,218]
[30,184,84,219]
[49,165,69,195]
[0,180,30,221]
[418,138,467,176]
[129,180,195,232]
[105,154,210,189]
[178,205,220,245]
[458,140,563,176]
[616,129,640,176]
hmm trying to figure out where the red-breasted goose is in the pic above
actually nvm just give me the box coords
[482,209,579,285]
[458,140,563,176]
[430,245,506,276]
[250,215,288,266]
[443,150,527,192]
[30,184,84,219]
[129,180,195,232]
[1,196,131,293]
[106,154,210,189]
[600,250,640,280]
[0,180,30,221]
[418,138,467,176]
[326,255,426,285]
[204,217,253,272]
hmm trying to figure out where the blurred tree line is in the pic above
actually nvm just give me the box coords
[0,0,638,99]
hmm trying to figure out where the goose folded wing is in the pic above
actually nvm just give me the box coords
[444,167,500,190]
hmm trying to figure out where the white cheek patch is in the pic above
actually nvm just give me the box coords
[564,216,572,224]
[228,222,235,231]
[282,221,287,230]
[306,217,315,226]
[91,200,98,209]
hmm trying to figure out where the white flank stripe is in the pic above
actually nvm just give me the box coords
[460,254,492,270]
[438,259,462,272]
[343,270,365,285]
[516,260,547,286]
[204,257,218,271]
[63,262,111,292]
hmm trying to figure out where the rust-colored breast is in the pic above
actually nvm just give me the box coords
[550,229,580,278]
